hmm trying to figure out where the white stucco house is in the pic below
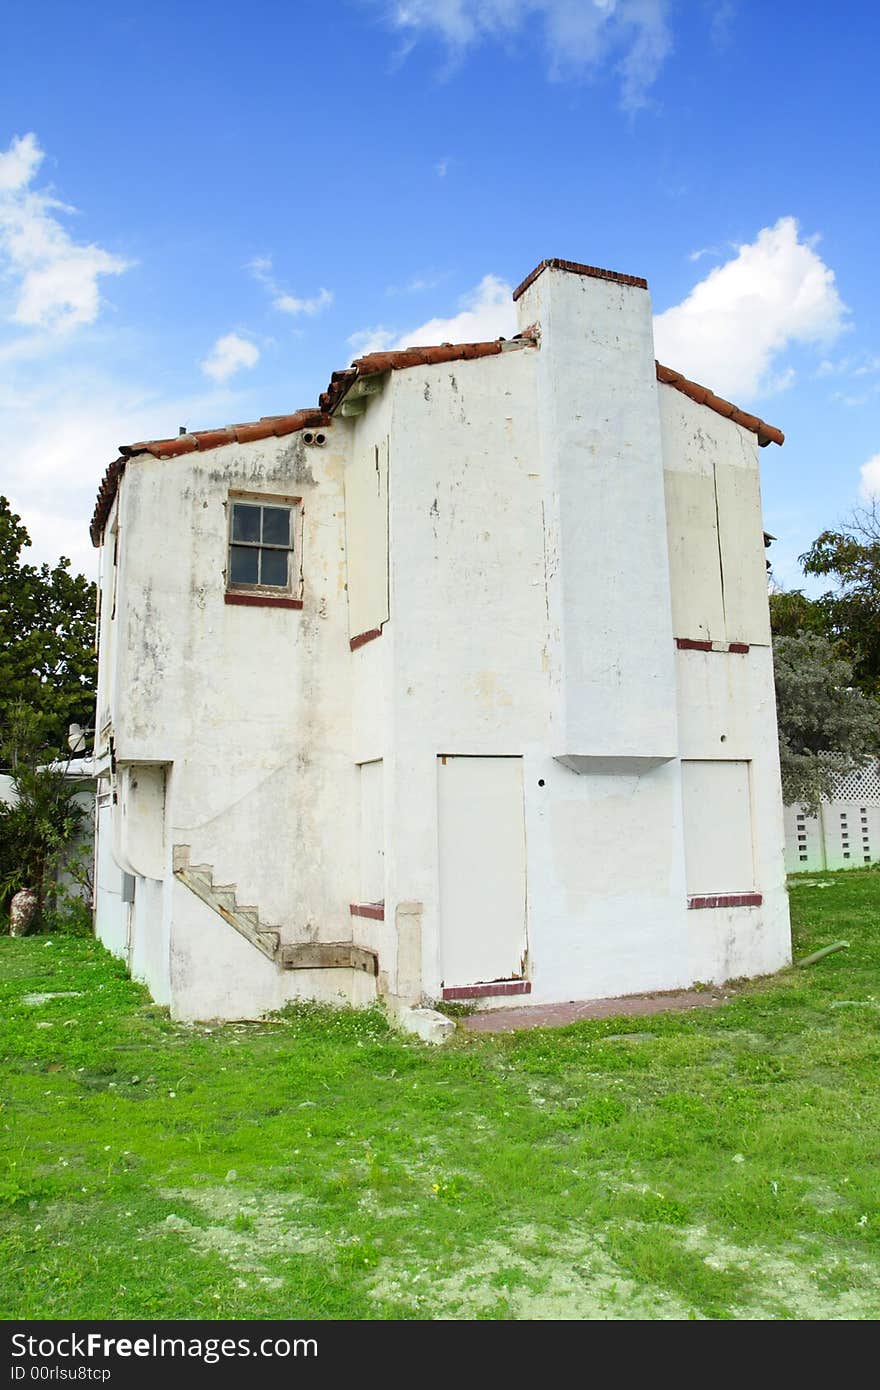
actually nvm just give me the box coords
[89,256,791,1022]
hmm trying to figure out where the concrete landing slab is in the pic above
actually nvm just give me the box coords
[461,988,727,1034]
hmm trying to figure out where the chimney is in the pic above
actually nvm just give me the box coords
[515,259,677,770]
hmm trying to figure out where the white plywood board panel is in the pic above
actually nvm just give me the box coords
[663,469,725,642]
[682,760,755,895]
[438,756,527,986]
[715,463,771,646]
[358,759,384,902]
[344,436,389,640]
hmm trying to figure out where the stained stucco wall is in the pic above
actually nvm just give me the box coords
[92,262,791,1018]
[659,385,790,983]
[516,266,678,766]
[99,426,365,1018]
[381,347,548,999]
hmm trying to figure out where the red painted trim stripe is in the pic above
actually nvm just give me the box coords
[225,592,303,610]
[442,980,532,1001]
[350,627,382,651]
[688,892,763,910]
[350,902,385,921]
[675,638,751,654]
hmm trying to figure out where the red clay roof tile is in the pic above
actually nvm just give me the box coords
[512,258,649,301]
[90,268,784,547]
[90,408,329,545]
[655,362,784,447]
[319,332,539,414]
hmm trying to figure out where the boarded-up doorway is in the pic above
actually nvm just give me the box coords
[438,755,527,987]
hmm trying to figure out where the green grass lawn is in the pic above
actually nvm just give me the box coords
[1,871,879,1321]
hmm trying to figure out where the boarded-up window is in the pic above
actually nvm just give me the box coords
[344,439,389,641]
[438,756,527,987]
[358,760,384,903]
[714,464,771,645]
[664,469,725,643]
[681,760,754,896]
[664,462,769,646]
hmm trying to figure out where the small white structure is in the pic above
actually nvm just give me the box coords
[89,257,792,1021]
[784,760,880,872]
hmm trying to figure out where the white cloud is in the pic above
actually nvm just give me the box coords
[0,132,43,192]
[435,157,450,177]
[248,255,333,317]
[376,0,672,110]
[859,454,880,499]
[385,272,443,295]
[200,332,260,382]
[0,133,131,333]
[653,217,848,399]
[274,287,333,317]
[688,244,723,263]
[347,325,397,356]
[348,273,516,358]
[3,380,244,578]
[348,219,845,403]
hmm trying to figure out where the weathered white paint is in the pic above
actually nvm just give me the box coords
[663,469,726,643]
[517,266,678,766]
[113,763,166,880]
[681,760,754,894]
[358,759,384,902]
[437,755,527,987]
[659,388,770,647]
[94,795,129,958]
[344,435,389,641]
[91,258,791,1020]
[715,464,772,645]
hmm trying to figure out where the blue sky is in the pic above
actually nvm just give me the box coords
[1,1,878,584]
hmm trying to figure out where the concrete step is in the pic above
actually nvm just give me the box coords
[280,942,378,974]
[172,844,376,978]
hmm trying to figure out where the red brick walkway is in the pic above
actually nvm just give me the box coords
[462,988,727,1034]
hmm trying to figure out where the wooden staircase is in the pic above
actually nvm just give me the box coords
[172,846,377,975]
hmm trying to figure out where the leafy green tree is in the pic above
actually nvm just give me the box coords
[0,496,96,761]
[768,586,827,639]
[0,705,89,923]
[800,501,880,697]
[773,633,879,814]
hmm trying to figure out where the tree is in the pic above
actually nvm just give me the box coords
[773,633,879,814]
[768,587,826,639]
[800,501,880,698]
[0,705,88,923]
[0,496,96,760]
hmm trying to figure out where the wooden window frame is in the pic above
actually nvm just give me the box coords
[225,490,303,609]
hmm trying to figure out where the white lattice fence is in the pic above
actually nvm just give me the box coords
[831,760,880,804]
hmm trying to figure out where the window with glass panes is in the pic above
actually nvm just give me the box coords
[228,498,296,591]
